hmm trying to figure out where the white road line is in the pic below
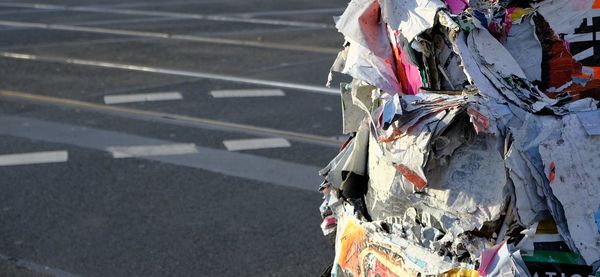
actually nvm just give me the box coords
[223,138,291,151]
[86,0,206,9]
[0,116,322,189]
[107,143,198,158]
[0,20,339,54]
[0,2,334,29]
[0,20,167,38]
[210,89,285,98]
[0,37,151,51]
[0,52,340,95]
[231,8,343,18]
[0,150,68,166]
[104,91,183,104]
[192,25,323,37]
[69,16,179,27]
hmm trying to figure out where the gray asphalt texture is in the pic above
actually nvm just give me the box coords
[0,0,349,276]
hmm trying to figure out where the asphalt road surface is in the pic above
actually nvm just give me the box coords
[0,0,349,276]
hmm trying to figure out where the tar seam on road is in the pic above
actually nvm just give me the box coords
[0,116,323,190]
[0,20,339,54]
[0,2,335,28]
[0,90,341,148]
[0,253,80,277]
[0,51,340,95]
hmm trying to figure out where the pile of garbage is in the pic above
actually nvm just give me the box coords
[318,0,600,276]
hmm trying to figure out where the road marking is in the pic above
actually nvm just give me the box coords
[0,52,339,95]
[98,79,196,98]
[192,25,323,37]
[0,150,68,166]
[0,37,152,51]
[0,20,167,38]
[0,253,80,277]
[223,138,291,151]
[0,90,340,147]
[107,143,197,158]
[69,16,179,27]
[86,0,206,9]
[0,2,335,29]
[210,89,285,98]
[231,7,344,18]
[104,91,183,104]
[0,20,338,54]
[0,116,322,190]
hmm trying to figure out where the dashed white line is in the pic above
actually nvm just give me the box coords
[87,0,205,9]
[0,116,322,189]
[0,150,68,166]
[107,143,198,158]
[210,89,285,98]
[223,138,291,151]
[104,91,183,104]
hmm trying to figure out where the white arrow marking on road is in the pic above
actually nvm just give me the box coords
[0,150,68,166]
[104,92,183,104]
[107,143,198,158]
[223,138,291,151]
[210,89,285,98]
